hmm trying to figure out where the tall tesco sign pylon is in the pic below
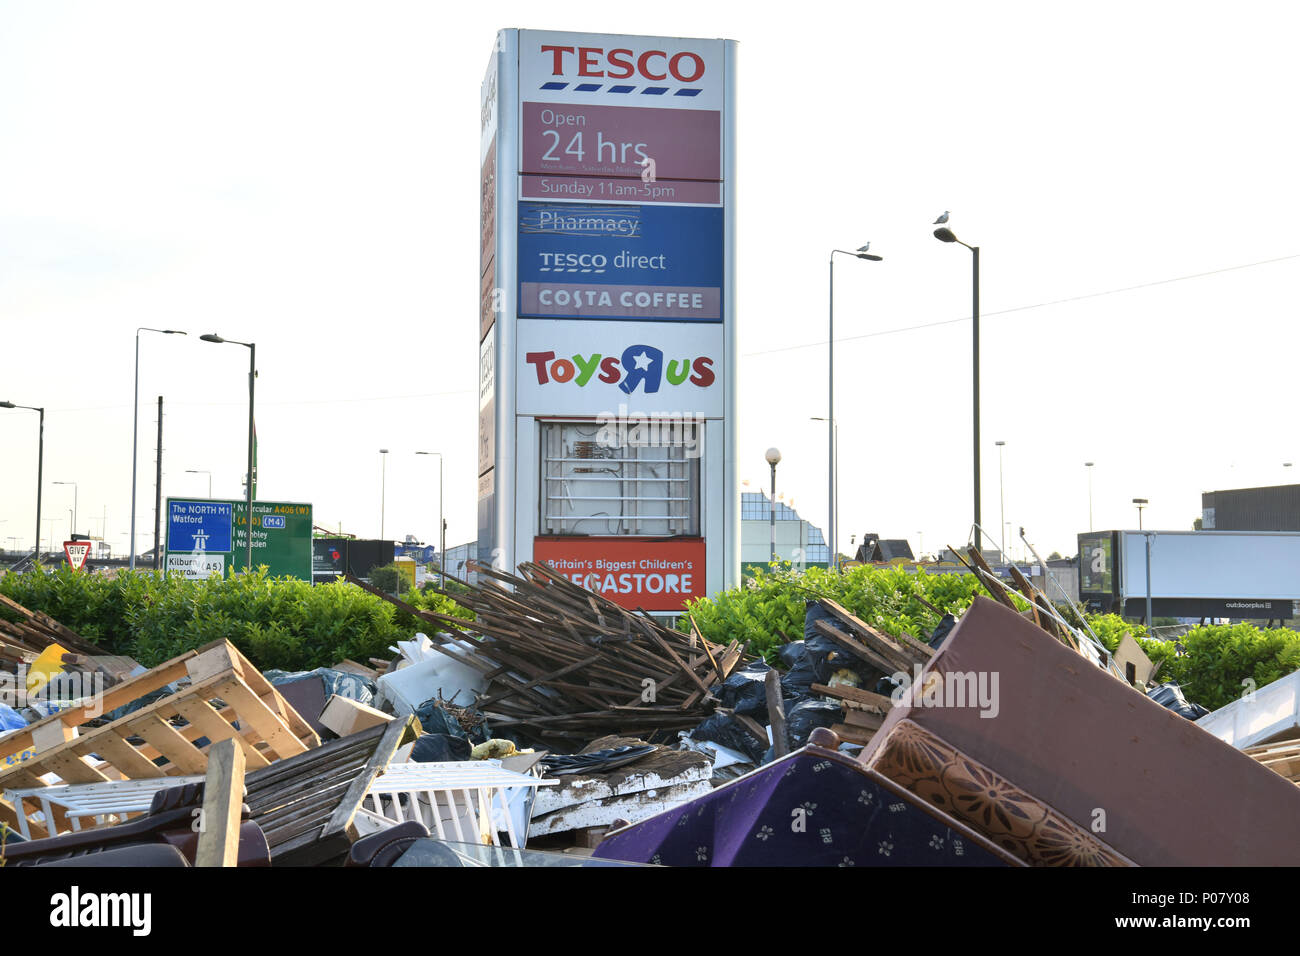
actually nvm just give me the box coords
[479,29,738,612]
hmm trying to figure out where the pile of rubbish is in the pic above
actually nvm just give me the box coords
[3,546,1300,868]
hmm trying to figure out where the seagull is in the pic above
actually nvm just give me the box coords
[933,211,950,224]
[856,243,870,252]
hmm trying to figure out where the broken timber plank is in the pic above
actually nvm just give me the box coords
[195,738,246,868]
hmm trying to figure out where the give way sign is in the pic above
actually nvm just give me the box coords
[63,541,91,571]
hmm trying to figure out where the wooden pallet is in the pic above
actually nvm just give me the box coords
[3,645,203,769]
[0,640,319,839]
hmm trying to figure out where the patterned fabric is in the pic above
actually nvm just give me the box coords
[866,720,1135,867]
[590,748,1014,867]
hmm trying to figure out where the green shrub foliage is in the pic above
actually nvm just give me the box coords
[3,563,1297,711]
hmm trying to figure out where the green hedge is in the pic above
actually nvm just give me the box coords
[685,564,1300,712]
[0,567,470,672]
[683,562,985,662]
[6,564,1298,714]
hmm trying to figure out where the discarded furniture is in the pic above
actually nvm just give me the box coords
[1197,667,1300,750]
[240,716,419,866]
[857,595,1300,866]
[34,843,192,867]
[0,640,319,840]
[591,730,1022,867]
[1,782,270,867]
[346,820,431,867]
[379,838,652,867]
[359,760,557,848]
[4,775,206,840]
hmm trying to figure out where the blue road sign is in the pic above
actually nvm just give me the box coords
[167,500,233,553]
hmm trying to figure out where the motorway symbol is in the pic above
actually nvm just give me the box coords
[167,501,233,553]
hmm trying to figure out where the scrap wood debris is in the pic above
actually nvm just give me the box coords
[0,592,104,661]
[346,561,753,745]
[802,597,932,744]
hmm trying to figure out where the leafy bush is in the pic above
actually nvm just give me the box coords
[1174,624,1300,711]
[367,563,405,595]
[684,564,1300,711]
[683,561,985,662]
[393,583,476,635]
[0,567,438,672]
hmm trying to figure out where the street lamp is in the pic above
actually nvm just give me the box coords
[53,481,78,540]
[200,333,256,573]
[994,440,1006,562]
[829,244,883,572]
[415,451,444,583]
[934,225,981,534]
[1133,497,1148,530]
[1,401,43,565]
[186,469,213,498]
[131,329,186,569]
[765,447,782,563]
[379,449,389,541]
[1085,462,1095,531]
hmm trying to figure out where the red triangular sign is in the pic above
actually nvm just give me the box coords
[63,541,91,571]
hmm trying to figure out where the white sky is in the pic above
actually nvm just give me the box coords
[3,1,1298,562]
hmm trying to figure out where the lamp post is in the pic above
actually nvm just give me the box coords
[1,401,43,565]
[765,447,782,563]
[186,469,213,498]
[53,481,78,540]
[994,440,1006,562]
[1133,497,1148,530]
[934,225,981,533]
[829,244,882,572]
[1085,462,1095,531]
[415,451,444,583]
[379,449,389,541]
[200,334,255,573]
[131,329,186,569]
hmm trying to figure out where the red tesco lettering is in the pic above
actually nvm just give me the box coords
[539,45,705,83]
